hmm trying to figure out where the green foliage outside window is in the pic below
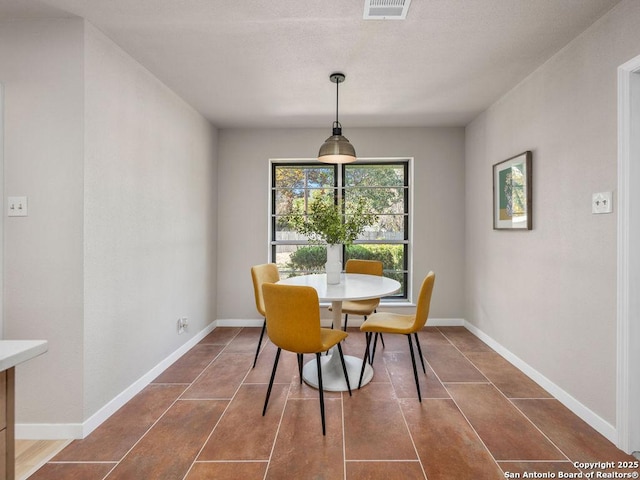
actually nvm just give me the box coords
[272,161,409,298]
[286,246,327,274]
[345,244,403,270]
[286,244,404,276]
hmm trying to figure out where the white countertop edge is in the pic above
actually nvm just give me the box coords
[0,340,48,371]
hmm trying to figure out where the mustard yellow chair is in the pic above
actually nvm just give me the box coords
[329,259,384,333]
[261,283,351,435]
[358,272,435,402]
[250,263,280,368]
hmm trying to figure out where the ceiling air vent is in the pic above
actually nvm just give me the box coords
[363,0,411,20]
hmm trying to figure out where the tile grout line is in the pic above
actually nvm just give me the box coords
[430,330,506,475]
[99,329,240,480]
[435,327,543,473]
[451,331,576,465]
[34,326,625,479]
[439,378,506,475]
[189,460,267,463]
[436,328,574,469]
[262,365,293,480]
[46,461,116,465]
[341,390,347,480]
[182,328,261,480]
[421,329,603,472]
[434,327,492,381]
[498,460,576,464]
[504,394,574,464]
[150,336,231,385]
[396,396,429,479]
[344,459,423,463]
[379,340,430,476]
[95,382,192,480]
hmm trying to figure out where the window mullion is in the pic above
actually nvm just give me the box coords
[271,160,410,300]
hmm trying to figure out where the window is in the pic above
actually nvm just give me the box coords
[271,159,410,299]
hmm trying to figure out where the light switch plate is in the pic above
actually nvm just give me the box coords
[7,196,28,217]
[592,192,613,214]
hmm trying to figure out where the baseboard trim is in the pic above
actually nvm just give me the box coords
[216,317,465,328]
[464,321,617,444]
[15,321,217,440]
[17,319,616,445]
[429,318,466,327]
[215,318,264,327]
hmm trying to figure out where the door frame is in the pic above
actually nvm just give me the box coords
[0,84,4,338]
[617,54,640,454]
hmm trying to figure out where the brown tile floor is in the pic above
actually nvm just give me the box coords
[29,326,638,480]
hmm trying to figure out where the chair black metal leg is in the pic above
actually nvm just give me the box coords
[358,332,373,389]
[407,335,422,402]
[364,308,387,348]
[343,314,349,332]
[371,310,386,348]
[297,354,304,384]
[364,332,370,363]
[263,348,281,416]
[414,332,426,374]
[336,342,352,396]
[371,332,380,364]
[252,319,267,368]
[316,353,326,435]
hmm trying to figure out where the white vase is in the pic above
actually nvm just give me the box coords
[325,244,342,284]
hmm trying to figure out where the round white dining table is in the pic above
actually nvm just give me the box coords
[276,272,401,392]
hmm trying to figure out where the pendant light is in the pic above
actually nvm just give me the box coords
[318,72,357,164]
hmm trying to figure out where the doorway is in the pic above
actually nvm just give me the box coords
[617,56,640,455]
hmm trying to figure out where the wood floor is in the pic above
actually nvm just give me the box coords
[15,439,70,480]
[20,326,639,479]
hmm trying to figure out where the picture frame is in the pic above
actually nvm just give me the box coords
[493,151,532,230]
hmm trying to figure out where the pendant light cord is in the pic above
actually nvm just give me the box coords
[335,77,340,128]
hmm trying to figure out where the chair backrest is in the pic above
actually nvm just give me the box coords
[262,283,322,353]
[346,259,384,308]
[413,271,436,330]
[345,259,383,276]
[251,263,280,317]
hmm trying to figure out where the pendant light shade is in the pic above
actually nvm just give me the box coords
[318,73,357,164]
[318,126,357,164]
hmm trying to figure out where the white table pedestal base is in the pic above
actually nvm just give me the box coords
[276,274,401,393]
[302,350,373,392]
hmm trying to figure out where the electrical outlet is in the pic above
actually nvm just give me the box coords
[177,317,188,334]
[592,192,613,214]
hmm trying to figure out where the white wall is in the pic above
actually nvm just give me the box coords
[83,24,218,418]
[1,18,218,432]
[216,127,465,321]
[465,0,640,427]
[1,18,85,425]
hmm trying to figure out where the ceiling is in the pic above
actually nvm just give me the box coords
[0,0,621,128]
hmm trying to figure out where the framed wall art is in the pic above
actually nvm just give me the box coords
[493,151,532,230]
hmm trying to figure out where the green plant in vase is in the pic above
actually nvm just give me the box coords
[286,196,378,283]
